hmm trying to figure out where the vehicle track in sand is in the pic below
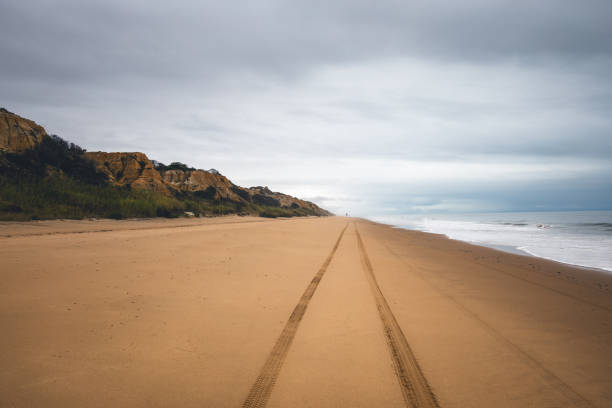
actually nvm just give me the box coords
[242,224,348,408]
[355,224,440,408]
[381,238,596,408]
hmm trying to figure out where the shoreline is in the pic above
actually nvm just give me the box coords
[379,220,612,274]
[364,217,612,294]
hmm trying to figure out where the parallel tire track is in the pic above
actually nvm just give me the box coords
[355,224,440,408]
[242,224,348,408]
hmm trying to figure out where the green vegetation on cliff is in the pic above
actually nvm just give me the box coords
[0,134,324,221]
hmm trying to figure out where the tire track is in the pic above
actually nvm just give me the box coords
[242,223,348,408]
[355,224,440,408]
[381,238,596,408]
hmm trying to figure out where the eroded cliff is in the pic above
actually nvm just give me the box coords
[0,108,48,153]
[84,152,169,194]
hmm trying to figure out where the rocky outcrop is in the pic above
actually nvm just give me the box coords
[0,108,48,152]
[84,152,169,194]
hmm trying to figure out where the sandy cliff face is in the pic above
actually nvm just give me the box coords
[84,152,170,194]
[162,171,330,214]
[163,169,246,202]
[248,186,330,214]
[0,108,48,152]
[83,154,247,206]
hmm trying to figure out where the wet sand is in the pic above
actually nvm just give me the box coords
[1,216,611,407]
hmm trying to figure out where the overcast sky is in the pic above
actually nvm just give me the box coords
[2,0,611,215]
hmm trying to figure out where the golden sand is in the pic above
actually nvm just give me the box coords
[1,216,611,407]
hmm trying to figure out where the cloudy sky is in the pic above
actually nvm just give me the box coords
[2,0,611,215]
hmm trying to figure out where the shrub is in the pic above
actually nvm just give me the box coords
[165,162,194,172]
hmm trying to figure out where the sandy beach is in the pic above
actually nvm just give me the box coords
[1,216,611,407]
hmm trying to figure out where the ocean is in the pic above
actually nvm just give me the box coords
[369,210,612,272]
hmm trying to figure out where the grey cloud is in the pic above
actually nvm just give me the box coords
[2,0,612,86]
[1,0,611,214]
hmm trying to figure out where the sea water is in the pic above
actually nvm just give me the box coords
[369,211,612,272]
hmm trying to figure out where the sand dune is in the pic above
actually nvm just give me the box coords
[1,217,611,407]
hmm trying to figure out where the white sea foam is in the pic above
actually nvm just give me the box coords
[370,211,612,272]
